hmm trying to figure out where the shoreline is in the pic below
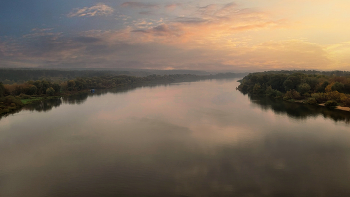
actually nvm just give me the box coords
[0,90,90,116]
[0,76,240,117]
[288,99,350,112]
[335,106,350,112]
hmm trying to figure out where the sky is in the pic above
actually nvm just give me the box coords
[0,0,350,71]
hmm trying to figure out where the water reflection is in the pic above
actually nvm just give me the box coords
[1,79,350,197]
[21,131,350,197]
[24,98,63,112]
[19,85,350,125]
[249,95,350,124]
[17,83,180,115]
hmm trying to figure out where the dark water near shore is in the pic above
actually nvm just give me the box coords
[1,79,350,197]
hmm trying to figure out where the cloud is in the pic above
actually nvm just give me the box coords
[165,3,181,10]
[23,28,61,39]
[2,1,349,71]
[0,29,337,71]
[121,2,159,9]
[67,3,114,17]
[215,2,238,17]
[0,2,313,71]
[138,11,154,15]
[73,36,102,43]
[130,3,285,44]
[133,24,171,34]
[174,17,207,24]
[198,4,218,16]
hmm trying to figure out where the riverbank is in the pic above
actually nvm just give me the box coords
[0,90,90,116]
[237,71,350,114]
[0,73,244,117]
[290,99,350,112]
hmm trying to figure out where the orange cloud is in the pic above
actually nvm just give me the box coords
[128,3,286,45]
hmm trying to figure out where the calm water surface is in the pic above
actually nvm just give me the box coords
[1,79,350,197]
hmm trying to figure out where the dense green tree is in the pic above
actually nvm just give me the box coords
[28,85,37,95]
[33,80,43,94]
[298,83,311,95]
[52,83,61,93]
[67,80,76,91]
[268,74,287,92]
[305,77,319,91]
[253,84,264,95]
[283,79,294,91]
[331,82,344,92]
[316,81,329,93]
[284,74,303,91]
[266,86,283,97]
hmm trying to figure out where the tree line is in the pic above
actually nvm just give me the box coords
[0,72,243,115]
[0,68,242,84]
[238,71,350,107]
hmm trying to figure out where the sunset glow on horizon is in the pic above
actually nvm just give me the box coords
[1,0,350,71]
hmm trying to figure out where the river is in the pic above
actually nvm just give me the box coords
[1,79,350,197]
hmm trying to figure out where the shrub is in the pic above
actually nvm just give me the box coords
[341,96,350,107]
[0,95,23,106]
[266,86,282,98]
[325,91,341,102]
[306,98,317,105]
[19,93,31,99]
[311,93,327,103]
[283,89,301,100]
[303,93,311,97]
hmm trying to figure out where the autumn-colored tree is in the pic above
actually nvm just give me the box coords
[284,90,301,100]
[325,82,335,92]
[46,87,55,96]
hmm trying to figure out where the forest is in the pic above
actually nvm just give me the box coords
[0,72,243,115]
[0,68,215,84]
[238,71,350,108]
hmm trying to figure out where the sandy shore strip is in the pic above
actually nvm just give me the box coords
[336,106,350,112]
[318,103,350,112]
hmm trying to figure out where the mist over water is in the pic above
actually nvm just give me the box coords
[1,79,350,197]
